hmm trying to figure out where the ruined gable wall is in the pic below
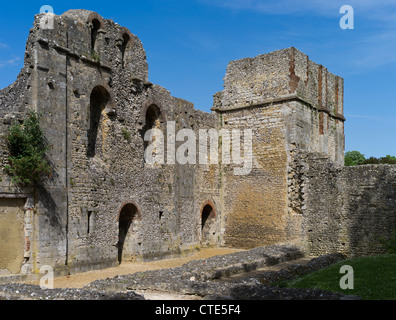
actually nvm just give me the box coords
[0,10,220,274]
[32,10,221,271]
[54,11,201,267]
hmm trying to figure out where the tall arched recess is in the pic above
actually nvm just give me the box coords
[141,104,165,164]
[121,33,131,69]
[117,203,141,264]
[87,85,111,158]
[116,28,135,70]
[90,18,101,53]
[201,201,216,246]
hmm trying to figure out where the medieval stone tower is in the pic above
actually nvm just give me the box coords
[0,10,395,277]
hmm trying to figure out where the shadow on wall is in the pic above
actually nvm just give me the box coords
[117,203,139,264]
[305,155,396,256]
[345,165,396,256]
[37,185,64,230]
[201,202,216,246]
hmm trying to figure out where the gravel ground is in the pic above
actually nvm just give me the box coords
[22,247,244,289]
[0,283,145,300]
[85,244,357,300]
[0,245,359,300]
[85,244,305,292]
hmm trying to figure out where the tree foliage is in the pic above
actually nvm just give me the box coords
[344,151,365,166]
[363,155,396,165]
[4,110,51,186]
[345,151,396,166]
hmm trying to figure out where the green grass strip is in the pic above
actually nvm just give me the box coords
[287,254,396,300]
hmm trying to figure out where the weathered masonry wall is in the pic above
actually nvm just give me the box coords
[304,155,396,257]
[1,8,395,277]
[218,105,289,248]
[291,49,345,165]
[1,16,221,263]
[0,9,222,275]
[213,47,345,164]
[212,47,345,249]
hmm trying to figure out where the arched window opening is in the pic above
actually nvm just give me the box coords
[142,104,163,163]
[87,86,110,158]
[91,18,101,54]
[117,203,139,264]
[144,105,162,130]
[121,33,131,69]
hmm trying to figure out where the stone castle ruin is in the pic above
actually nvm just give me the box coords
[0,10,395,277]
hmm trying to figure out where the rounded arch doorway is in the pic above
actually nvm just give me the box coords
[200,201,216,245]
[117,203,141,264]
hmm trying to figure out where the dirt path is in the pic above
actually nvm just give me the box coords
[25,248,244,289]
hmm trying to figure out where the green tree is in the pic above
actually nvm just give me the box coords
[380,155,396,164]
[4,110,51,186]
[344,151,365,166]
[362,155,396,165]
[362,156,380,164]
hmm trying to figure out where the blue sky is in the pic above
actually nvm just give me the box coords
[0,0,395,157]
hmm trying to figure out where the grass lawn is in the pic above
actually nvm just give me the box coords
[286,254,396,300]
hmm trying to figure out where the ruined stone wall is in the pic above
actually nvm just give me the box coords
[213,51,291,248]
[2,9,394,277]
[213,48,345,164]
[48,10,206,268]
[0,10,220,275]
[292,49,345,164]
[212,48,345,249]
[303,154,396,257]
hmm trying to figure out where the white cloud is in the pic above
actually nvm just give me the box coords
[198,0,396,72]
[339,28,396,72]
[0,42,9,49]
[0,56,21,67]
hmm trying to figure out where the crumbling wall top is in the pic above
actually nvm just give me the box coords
[213,47,344,121]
